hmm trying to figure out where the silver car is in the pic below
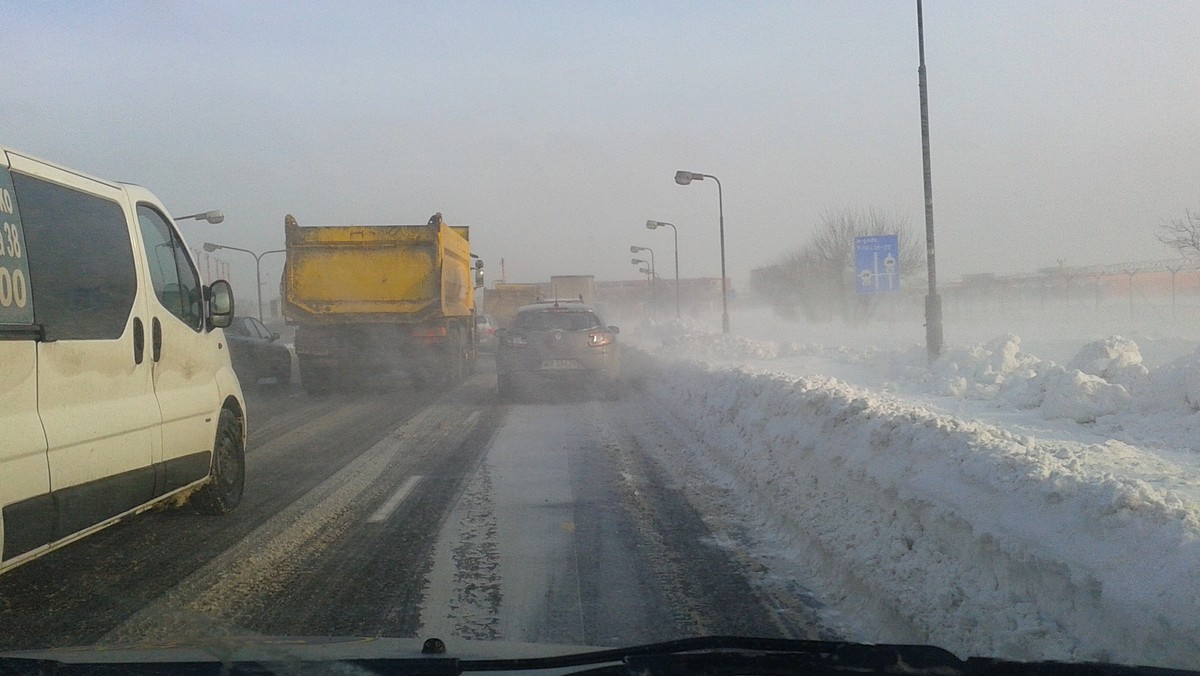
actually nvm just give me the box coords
[475,313,499,352]
[495,302,620,399]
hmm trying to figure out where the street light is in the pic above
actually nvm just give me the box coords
[630,245,656,311]
[646,220,680,318]
[629,245,655,281]
[203,242,285,323]
[674,170,728,333]
[175,210,225,224]
[631,257,653,305]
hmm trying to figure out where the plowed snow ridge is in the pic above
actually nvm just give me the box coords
[633,338,1200,668]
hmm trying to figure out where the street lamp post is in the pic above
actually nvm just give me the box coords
[674,170,728,334]
[631,258,652,308]
[630,245,655,281]
[174,210,225,224]
[631,257,648,279]
[203,242,285,323]
[916,0,943,358]
[646,220,680,317]
[630,245,655,311]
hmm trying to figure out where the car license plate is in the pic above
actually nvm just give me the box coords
[541,359,580,370]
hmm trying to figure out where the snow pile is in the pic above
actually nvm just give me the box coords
[921,334,1042,400]
[1034,368,1133,423]
[917,335,1144,424]
[632,352,1200,668]
[1065,336,1151,394]
[1150,348,1200,413]
[634,322,1200,445]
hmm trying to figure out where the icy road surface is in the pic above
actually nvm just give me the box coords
[419,397,821,646]
[0,364,815,653]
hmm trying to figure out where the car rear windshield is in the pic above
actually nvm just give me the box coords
[515,310,602,331]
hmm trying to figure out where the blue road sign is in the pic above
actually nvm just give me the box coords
[854,235,900,294]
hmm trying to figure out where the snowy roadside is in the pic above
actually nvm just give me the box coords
[622,318,1200,668]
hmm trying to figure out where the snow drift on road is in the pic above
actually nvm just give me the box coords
[628,319,1200,668]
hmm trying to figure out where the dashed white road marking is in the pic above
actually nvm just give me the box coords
[368,475,424,523]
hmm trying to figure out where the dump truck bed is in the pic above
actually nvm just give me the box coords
[282,215,473,323]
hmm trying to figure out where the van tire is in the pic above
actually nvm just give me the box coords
[194,409,245,515]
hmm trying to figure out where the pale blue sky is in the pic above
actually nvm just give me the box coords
[5,1,1199,295]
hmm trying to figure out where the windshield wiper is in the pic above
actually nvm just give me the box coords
[3,636,1196,675]
[461,636,1200,675]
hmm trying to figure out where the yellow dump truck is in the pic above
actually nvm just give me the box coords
[483,283,543,329]
[282,212,483,393]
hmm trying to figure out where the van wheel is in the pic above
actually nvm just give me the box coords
[195,409,245,515]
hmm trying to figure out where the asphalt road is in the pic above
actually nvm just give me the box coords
[0,358,823,653]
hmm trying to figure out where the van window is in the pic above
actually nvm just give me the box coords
[0,171,34,327]
[135,205,203,331]
[13,172,136,341]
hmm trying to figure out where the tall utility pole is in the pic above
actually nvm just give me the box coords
[917,0,943,359]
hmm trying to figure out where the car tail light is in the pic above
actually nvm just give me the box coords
[588,331,614,347]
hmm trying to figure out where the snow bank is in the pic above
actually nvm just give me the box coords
[633,319,1200,451]
[631,350,1200,668]
[1151,348,1200,413]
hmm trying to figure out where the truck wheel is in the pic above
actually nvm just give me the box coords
[276,360,293,386]
[194,409,245,515]
[447,329,468,382]
[497,373,514,399]
[300,362,331,395]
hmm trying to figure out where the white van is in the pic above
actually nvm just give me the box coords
[0,145,246,575]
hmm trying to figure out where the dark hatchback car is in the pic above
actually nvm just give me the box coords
[226,316,293,387]
[495,301,620,399]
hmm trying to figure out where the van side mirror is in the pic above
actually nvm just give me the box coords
[207,279,235,330]
[474,268,485,289]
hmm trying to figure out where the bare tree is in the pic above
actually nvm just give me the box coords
[1157,209,1200,261]
[808,207,923,274]
[759,208,923,324]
